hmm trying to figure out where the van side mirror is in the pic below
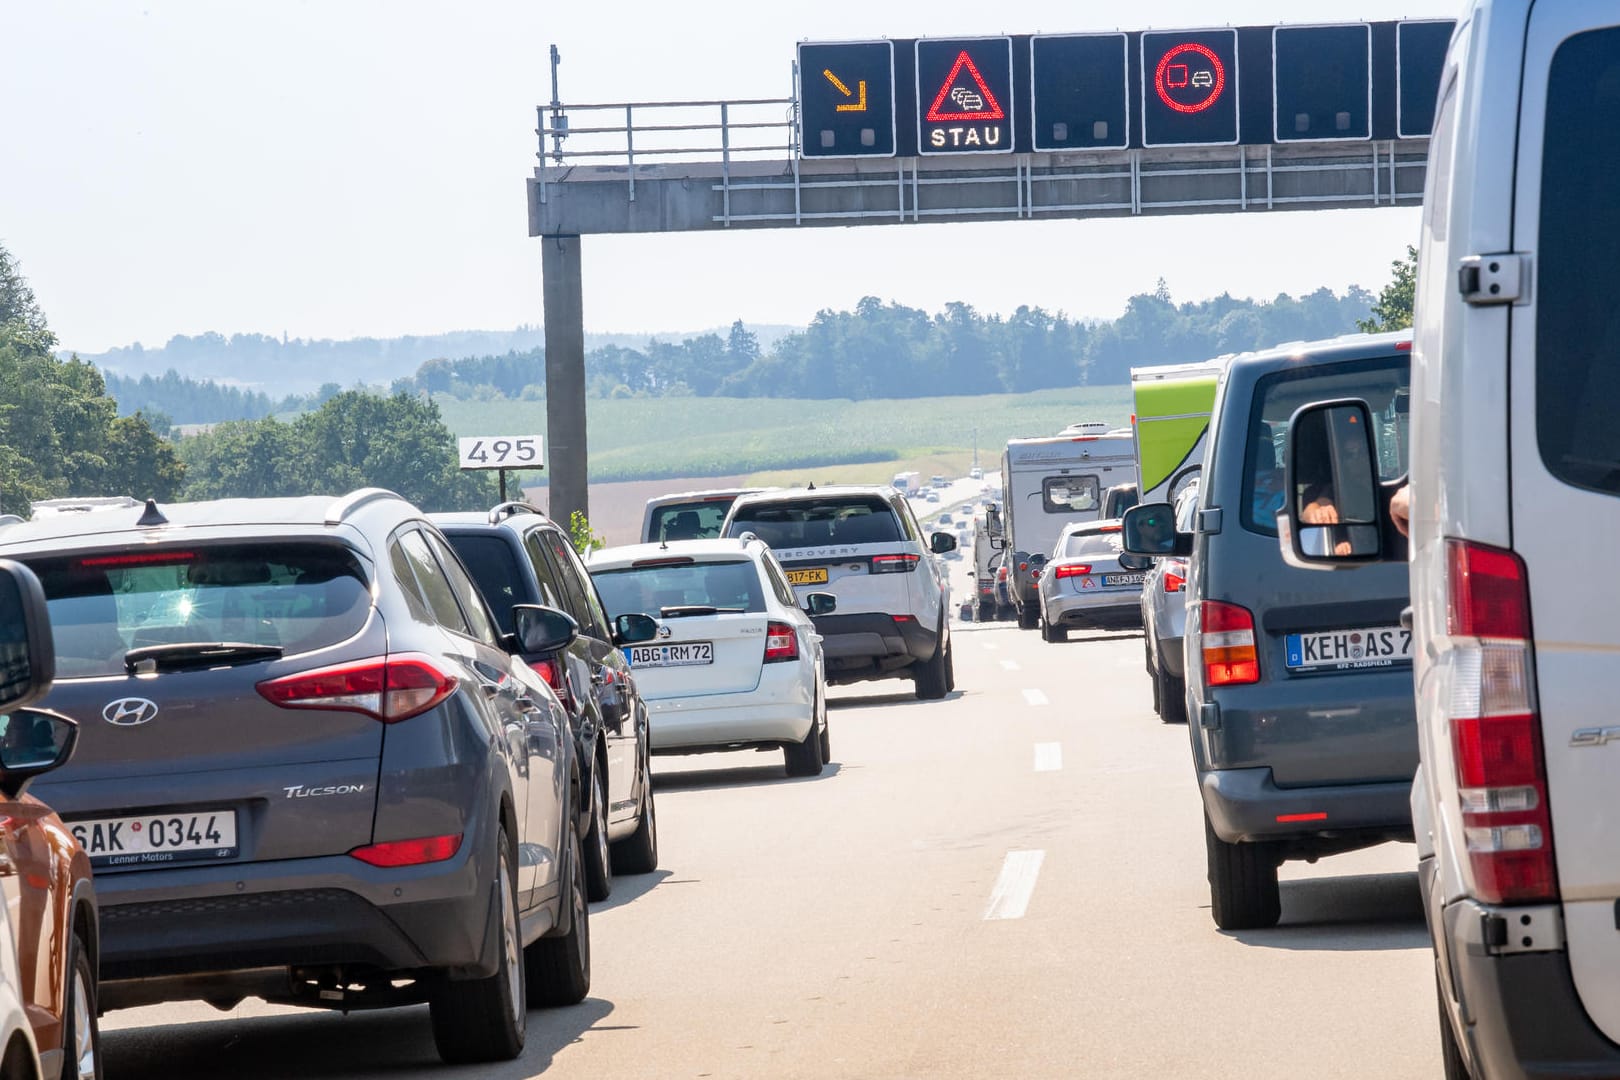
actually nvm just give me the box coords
[0,560,54,713]
[929,532,957,555]
[1278,400,1393,569]
[804,592,837,617]
[1117,552,1154,572]
[511,604,579,656]
[1122,503,1190,557]
[614,612,660,645]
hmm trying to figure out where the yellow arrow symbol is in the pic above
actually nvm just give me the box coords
[822,69,868,112]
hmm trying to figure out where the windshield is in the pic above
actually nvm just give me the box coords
[592,559,765,619]
[1060,531,1122,559]
[725,496,901,548]
[25,542,371,677]
[648,499,736,542]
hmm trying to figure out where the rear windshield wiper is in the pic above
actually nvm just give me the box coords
[658,605,746,618]
[124,642,286,674]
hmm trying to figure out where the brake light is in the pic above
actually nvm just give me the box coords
[257,653,457,723]
[349,834,463,867]
[1053,564,1092,579]
[532,656,575,711]
[871,553,920,574]
[1201,601,1259,686]
[765,621,799,663]
[1443,539,1556,904]
[79,550,196,568]
[1164,558,1188,593]
[997,566,1008,581]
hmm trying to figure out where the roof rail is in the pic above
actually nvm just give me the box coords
[324,488,405,525]
[488,501,547,525]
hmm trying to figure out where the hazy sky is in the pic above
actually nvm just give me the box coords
[0,1,1456,353]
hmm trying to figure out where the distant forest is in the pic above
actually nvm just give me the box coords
[97,285,1374,424]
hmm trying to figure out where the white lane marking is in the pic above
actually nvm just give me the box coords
[981,640,999,650]
[999,659,1020,671]
[1022,688,1049,707]
[984,849,1046,920]
[1033,742,1062,772]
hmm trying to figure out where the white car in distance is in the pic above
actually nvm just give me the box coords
[588,538,833,777]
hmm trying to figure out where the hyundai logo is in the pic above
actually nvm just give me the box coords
[103,698,159,727]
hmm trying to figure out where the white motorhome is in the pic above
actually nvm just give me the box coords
[891,471,921,494]
[999,425,1135,629]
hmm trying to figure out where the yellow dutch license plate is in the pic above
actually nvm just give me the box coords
[786,568,830,585]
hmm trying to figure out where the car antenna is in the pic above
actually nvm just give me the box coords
[807,481,816,490]
[136,498,169,527]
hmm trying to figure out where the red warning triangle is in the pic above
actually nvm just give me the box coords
[925,50,1005,122]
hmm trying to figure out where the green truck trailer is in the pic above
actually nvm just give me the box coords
[1130,359,1230,506]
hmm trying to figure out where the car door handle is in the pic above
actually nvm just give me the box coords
[515,695,543,713]
[480,682,501,699]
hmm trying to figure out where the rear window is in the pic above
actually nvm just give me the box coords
[1537,28,1620,497]
[27,543,371,677]
[1061,531,1121,559]
[1240,356,1410,536]
[592,559,766,619]
[725,496,901,548]
[647,499,735,543]
[443,533,526,635]
[1042,476,1099,513]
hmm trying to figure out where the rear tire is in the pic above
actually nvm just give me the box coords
[1156,653,1187,725]
[582,760,612,902]
[610,748,659,875]
[784,715,825,776]
[944,638,956,692]
[1017,604,1038,630]
[1204,815,1281,930]
[1147,639,1163,715]
[431,827,526,1063]
[977,600,993,622]
[63,930,100,1080]
[526,825,591,1007]
[914,636,950,700]
[819,708,831,761]
[1040,615,1067,643]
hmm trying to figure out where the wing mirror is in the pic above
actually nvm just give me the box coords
[804,592,837,617]
[613,612,660,646]
[929,532,957,555]
[0,559,54,715]
[1121,504,1190,557]
[1278,399,1404,570]
[1117,552,1155,572]
[511,604,579,656]
[0,708,78,799]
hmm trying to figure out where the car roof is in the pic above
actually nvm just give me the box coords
[1223,329,1413,374]
[429,503,552,533]
[588,538,763,569]
[0,489,412,550]
[728,485,897,510]
[644,488,764,507]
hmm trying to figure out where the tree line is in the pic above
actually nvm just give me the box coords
[0,245,492,514]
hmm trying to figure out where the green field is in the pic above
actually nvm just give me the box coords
[434,386,1132,485]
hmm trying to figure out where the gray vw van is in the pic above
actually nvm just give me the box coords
[1123,332,1415,930]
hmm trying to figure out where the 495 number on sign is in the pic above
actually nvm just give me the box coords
[458,435,544,470]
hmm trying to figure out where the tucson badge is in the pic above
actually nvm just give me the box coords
[103,697,159,726]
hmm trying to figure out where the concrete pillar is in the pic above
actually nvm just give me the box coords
[541,234,588,528]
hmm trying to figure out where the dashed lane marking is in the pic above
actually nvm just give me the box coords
[999,659,1020,671]
[1022,688,1049,707]
[984,849,1046,920]
[1034,742,1062,772]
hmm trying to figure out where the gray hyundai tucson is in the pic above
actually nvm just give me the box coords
[0,489,617,1065]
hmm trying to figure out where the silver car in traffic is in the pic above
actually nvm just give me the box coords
[1036,520,1144,642]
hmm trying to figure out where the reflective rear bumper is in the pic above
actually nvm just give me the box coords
[1201,767,1413,844]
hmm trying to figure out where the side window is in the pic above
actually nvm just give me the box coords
[427,532,501,647]
[762,554,798,608]
[541,529,609,638]
[521,532,569,611]
[389,537,437,625]
[1536,27,1620,497]
[397,530,470,635]
[891,497,921,541]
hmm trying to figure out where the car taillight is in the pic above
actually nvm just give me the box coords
[256,653,457,723]
[997,566,1008,581]
[531,656,575,711]
[1443,539,1556,904]
[1201,601,1259,686]
[871,554,921,574]
[765,621,799,663]
[1053,564,1092,579]
[1164,558,1188,593]
[349,834,463,867]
